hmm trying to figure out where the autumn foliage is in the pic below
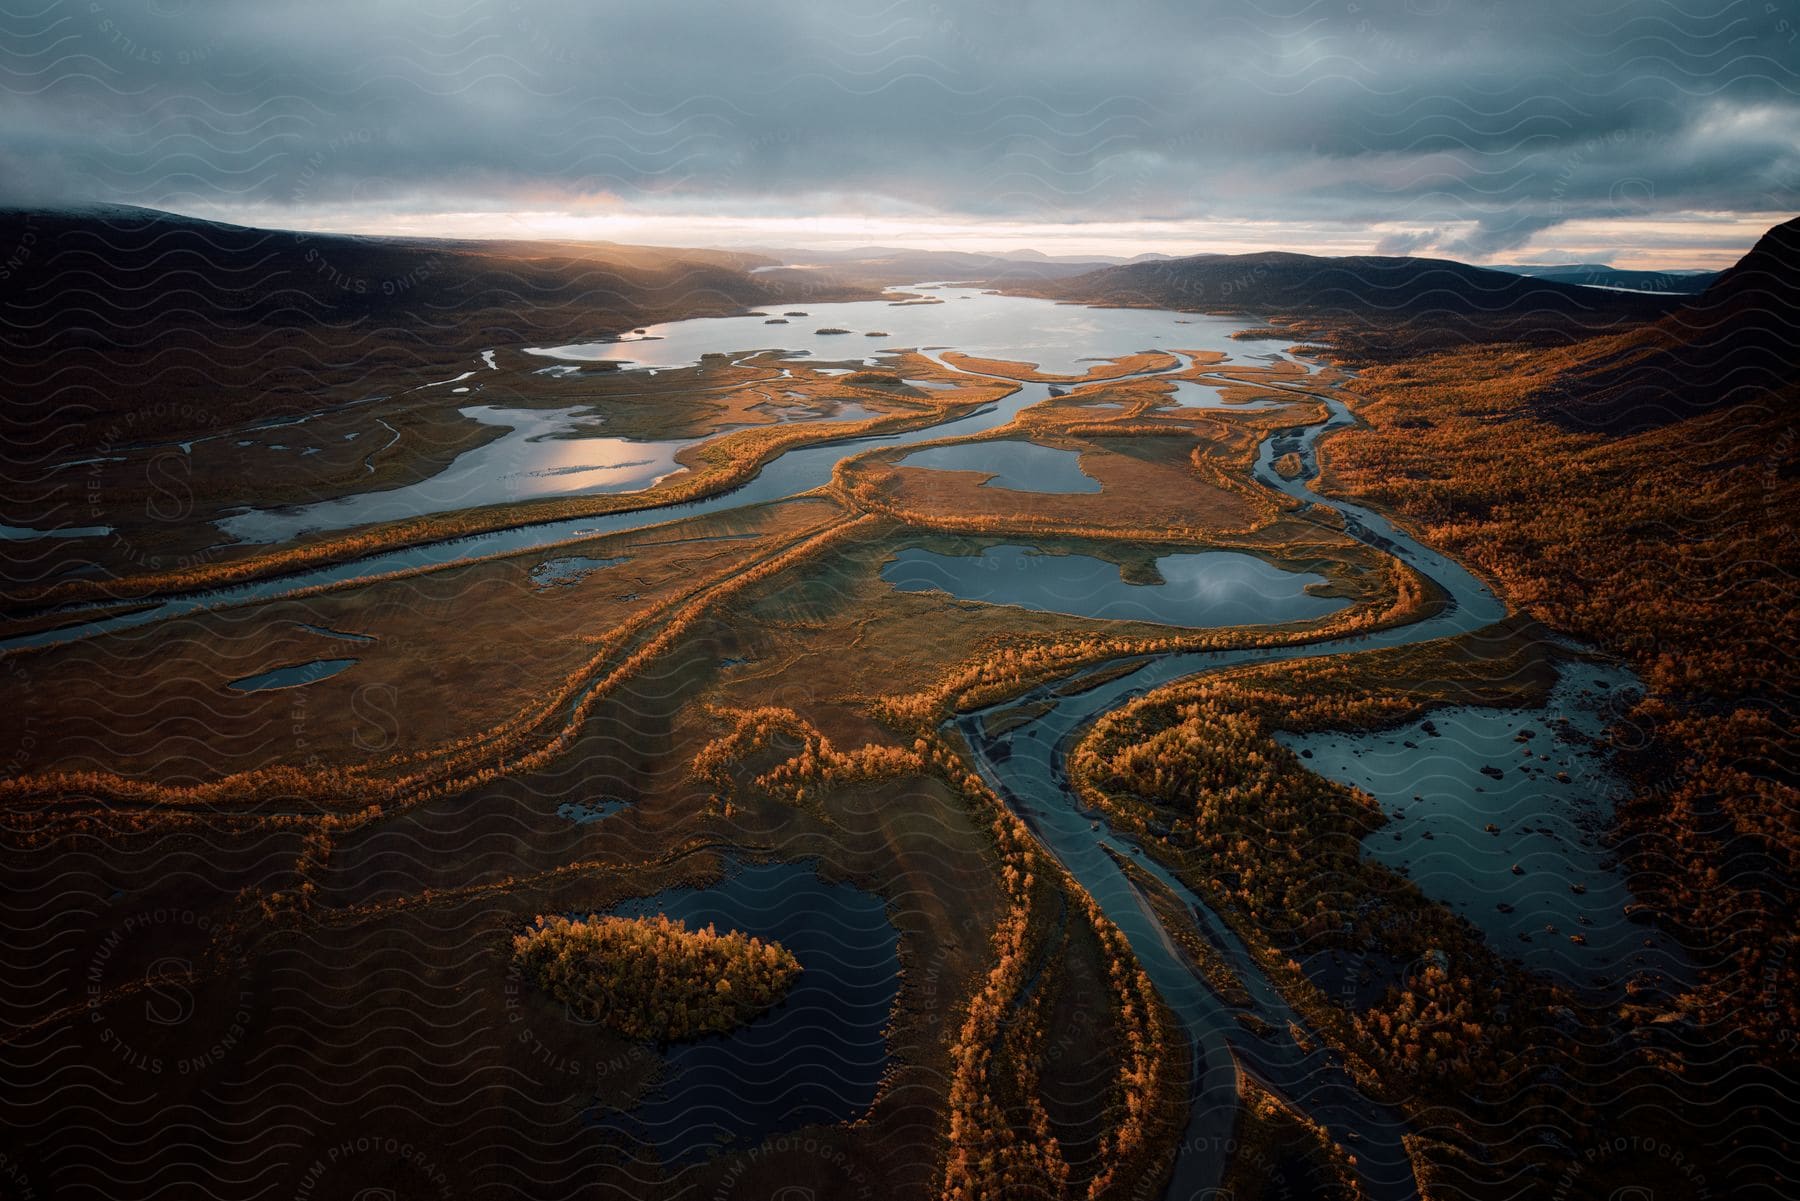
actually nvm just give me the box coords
[512,913,800,1041]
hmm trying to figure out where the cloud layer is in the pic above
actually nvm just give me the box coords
[1,0,1795,260]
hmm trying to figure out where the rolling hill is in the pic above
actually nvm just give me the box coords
[1524,216,1800,431]
[1009,248,1681,353]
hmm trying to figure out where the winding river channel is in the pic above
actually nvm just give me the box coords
[13,287,1639,1199]
[955,384,1505,1201]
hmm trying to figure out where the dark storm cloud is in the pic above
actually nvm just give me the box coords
[0,0,1795,248]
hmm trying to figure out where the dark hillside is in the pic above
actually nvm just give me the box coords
[0,205,867,455]
[1524,216,1800,432]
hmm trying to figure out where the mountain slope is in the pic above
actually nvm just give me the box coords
[0,205,865,455]
[1524,216,1800,432]
[749,246,1125,287]
[1316,220,1800,1067]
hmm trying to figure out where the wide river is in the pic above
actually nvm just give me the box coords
[10,286,1654,1200]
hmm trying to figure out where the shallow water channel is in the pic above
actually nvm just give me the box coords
[950,386,1677,1199]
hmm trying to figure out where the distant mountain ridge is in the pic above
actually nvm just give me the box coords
[748,245,1132,285]
[1009,248,1679,327]
[1005,221,1797,431]
[1494,263,1717,295]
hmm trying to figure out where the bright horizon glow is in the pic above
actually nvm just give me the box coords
[184,202,1781,271]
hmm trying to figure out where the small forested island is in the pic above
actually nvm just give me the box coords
[513,914,801,1041]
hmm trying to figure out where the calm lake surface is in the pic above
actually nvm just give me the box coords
[527,286,1253,375]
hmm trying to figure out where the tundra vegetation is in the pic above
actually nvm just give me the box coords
[512,913,800,1040]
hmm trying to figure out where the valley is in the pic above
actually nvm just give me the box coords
[1,210,1793,1201]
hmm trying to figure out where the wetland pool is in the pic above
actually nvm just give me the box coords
[217,406,696,545]
[594,860,898,1162]
[896,439,1099,493]
[227,658,357,692]
[883,544,1349,627]
[1276,657,1692,994]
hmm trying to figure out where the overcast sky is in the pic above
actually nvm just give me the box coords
[2,0,1796,265]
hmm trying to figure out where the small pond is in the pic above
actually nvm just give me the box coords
[883,544,1349,627]
[228,658,358,692]
[594,859,898,1162]
[556,799,630,825]
[530,555,625,589]
[0,522,112,540]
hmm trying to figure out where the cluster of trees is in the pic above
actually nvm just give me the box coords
[1072,889,1182,1199]
[1323,340,1799,1049]
[512,913,800,1041]
[942,786,1070,1201]
[247,802,386,925]
[944,900,1070,1201]
[691,704,926,812]
[1219,1074,1364,1201]
[1186,436,1293,520]
[760,740,923,804]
